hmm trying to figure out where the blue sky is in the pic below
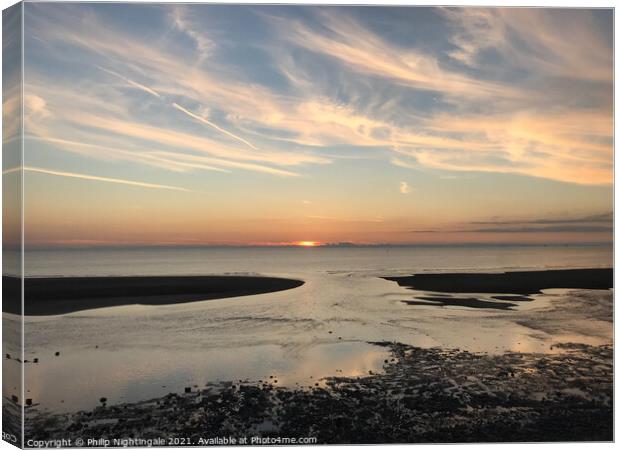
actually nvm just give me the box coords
[15,4,613,246]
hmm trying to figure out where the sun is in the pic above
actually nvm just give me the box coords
[297,241,319,247]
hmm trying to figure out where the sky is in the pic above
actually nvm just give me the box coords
[10,3,614,247]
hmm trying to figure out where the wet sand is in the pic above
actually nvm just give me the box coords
[3,276,304,316]
[384,268,612,295]
[24,341,612,443]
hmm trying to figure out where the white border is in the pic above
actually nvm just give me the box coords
[0,2,615,450]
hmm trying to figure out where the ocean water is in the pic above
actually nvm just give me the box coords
[6,245,613,414]
[22,244,614,278]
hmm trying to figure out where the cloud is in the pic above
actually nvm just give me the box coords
[3,84,22,142]
[466,225,613,233]
[26,135,231,174]
[23,6,329,177]
[414,211,613,234]
[30,132,302,178]
[23,4,612,186]
[170,6,215,62]
[390,157,417,170]
[149,151,300,177]
[23,84,321,177]
[399,181,410,194]
[396,110,612,185]
[264,8,611,185]
[98,65,262,154]
[97,66,262,152]
[266,10,520,101]
[24,167,191,192]
[25,94,51,118]
[442,8,612,83]
[471,212,613,225]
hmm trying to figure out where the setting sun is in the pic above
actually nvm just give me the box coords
[297,241,319,247]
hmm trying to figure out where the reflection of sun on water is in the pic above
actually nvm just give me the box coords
[297,241,319,247]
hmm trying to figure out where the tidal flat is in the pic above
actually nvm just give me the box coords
[8,265,614,444]
[25,341,612,444]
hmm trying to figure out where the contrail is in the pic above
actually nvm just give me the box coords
[172,102,258,150]
[97,66,161,98]
[23,166,190,192]
[2,167,21,175]
[97,66,257,151]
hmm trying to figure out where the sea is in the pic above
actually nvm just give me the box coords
[4,244,613,414]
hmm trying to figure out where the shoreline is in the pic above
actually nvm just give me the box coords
[23,341,612,443]
[3,276,304,316]
[4,267,612,315]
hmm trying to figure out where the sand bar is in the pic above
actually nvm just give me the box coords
[3,276,304,316]
[384,268,612,295]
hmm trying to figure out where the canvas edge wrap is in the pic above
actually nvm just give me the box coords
[3,2,24,448]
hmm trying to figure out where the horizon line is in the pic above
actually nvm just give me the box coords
[15,241,614,251]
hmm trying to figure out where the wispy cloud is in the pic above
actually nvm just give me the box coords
[412,212,613,235]
[442,8,612,83]
[98,65,261,152]
[265,7,612,185]
[23,4,612,188]
[25,136,230,174]
[266,10,520,101]
[170,6,215,62]
[24,167,190,192]
[399,181,410,194]
[465,225,613,233]
[471,212,613,226]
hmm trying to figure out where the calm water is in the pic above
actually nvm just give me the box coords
[6,245,613,413]
[22,244,613,278]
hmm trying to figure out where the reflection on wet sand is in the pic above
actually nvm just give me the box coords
[22,342,389,413]
[26,342,613,443]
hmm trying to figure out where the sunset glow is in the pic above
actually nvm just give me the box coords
[297,241,320,248]
[6,4,612,248]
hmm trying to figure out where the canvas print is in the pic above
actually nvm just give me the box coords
[2,2,614,447]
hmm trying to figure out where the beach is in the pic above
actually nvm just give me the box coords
[11,257,613,444]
